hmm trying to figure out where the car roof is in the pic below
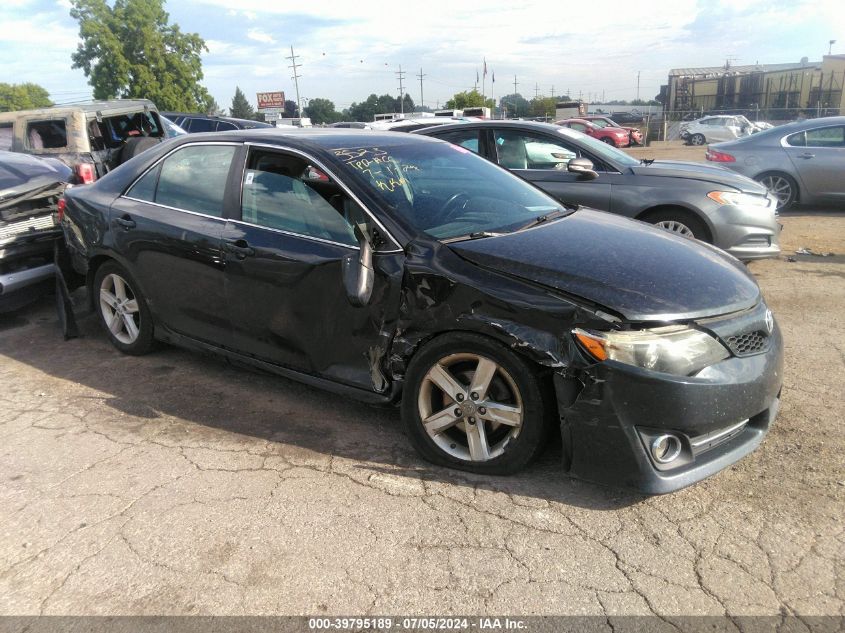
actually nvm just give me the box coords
[171,127,448,150]
[0,99,157,119]
[413,119,566,135]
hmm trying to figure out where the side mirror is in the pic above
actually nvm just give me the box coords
[342,224,375,307]
[567,157,599,181]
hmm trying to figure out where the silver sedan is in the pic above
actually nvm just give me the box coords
[706,116,845,210]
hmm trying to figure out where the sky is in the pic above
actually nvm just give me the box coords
[1,0,844,114]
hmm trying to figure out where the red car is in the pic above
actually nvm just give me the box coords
[581,115,644,146]
[555,118,632,147]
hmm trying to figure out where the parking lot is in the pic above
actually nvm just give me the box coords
[1,140,843,618]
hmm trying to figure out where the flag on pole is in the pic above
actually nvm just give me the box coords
[483,58,488,78]
[492,70,495,83]
[476,69,479,83]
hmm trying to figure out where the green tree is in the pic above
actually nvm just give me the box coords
[0,83,52,111]
[498,93,529,118]
[445,89,494,110]
[530,97,557,118]
[203,94,225,116]
[304,98,342,125]
[69,0,210,112]
[283,100,299,118]
[230,86,254,119]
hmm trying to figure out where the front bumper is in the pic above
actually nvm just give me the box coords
[557,322,783,494]
[707,200,781,261]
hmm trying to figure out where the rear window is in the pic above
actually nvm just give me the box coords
[186,118,216,133]
[26,120,68,149]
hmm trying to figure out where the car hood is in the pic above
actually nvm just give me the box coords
[629,160,767,194]
[449,210,761,322]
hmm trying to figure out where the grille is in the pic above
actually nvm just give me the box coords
[0,215,56,242]
[726,330,769,356]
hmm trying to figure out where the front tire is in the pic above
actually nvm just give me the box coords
[690,133,706,146]
[601,137,616,146]
[755,172,797,211]
[642,208,710,242]
[401,333,550,475]
[94,261,155,355]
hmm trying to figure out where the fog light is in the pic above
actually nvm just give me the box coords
[651,434,682,464]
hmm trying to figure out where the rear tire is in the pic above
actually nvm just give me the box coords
[755,172,798,211]
[93,261,155,355]
[401,333,551,475]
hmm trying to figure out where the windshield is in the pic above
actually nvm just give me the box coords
[590,119,611,128]
[555,127,640,167]
[331,141,567,240]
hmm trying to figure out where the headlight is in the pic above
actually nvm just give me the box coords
[707,191,770,207]
[573,326,730,376]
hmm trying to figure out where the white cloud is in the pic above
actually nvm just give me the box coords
[246,28,274,44]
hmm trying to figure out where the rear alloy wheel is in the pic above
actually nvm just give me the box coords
[94,262,155,355]
[402,333,550,475]
[690,133,706,146]
[756,172,797,210]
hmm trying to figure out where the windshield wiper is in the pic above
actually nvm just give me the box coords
[442,231,504,243]
[640,158,655,165]
[515,208,572,232]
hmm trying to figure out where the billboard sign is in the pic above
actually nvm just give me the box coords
[257,91,285,111]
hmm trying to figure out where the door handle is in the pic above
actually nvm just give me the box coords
[223,239,255,259]
[114,215,136,230]
[798,153,815,159]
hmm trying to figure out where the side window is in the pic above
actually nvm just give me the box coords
[785,131,805,147]
[0,123,12,151]
[26,120,68,149]
[569,122,587,132]
[435,129,481,154]
[187,118,216,133]
[153,145,235,216]
[493,130,577,170]
[216,121,238,131]
[804,126,845,148]
[240,150,357,246]
[127,163,162,202]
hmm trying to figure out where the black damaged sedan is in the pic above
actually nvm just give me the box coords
[61,129,783,493]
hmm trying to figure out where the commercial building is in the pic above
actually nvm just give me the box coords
[663,55,845,116]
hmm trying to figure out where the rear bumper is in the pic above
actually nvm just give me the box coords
[0,231,62,309]
[556,323,783,494]
[0,262,56,296]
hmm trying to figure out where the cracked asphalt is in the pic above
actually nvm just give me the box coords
[0,213,843,620]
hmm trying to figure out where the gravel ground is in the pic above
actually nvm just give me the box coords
[0,201,842,621]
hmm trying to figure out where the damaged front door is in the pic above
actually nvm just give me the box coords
[223,146,404,392]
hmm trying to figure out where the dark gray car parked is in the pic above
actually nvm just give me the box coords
[706,116,845,210]
[416,121,781,260]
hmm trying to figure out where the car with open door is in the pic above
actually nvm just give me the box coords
[61,128,783,493]
[415,120,781,261]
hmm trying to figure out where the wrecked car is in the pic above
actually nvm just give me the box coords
[0,151,71,311]
[0,100,165,185]
[60,129,783,493]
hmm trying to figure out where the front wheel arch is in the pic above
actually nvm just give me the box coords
[637,206,713,243]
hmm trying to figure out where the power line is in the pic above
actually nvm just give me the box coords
[286,45,303,116]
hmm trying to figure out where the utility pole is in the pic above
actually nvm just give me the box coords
[513,75,518,96]
[286,46,303,118]
[636,70,641,102]
[396,65,406,115]
[416,68,426,110]
[534,83,540,99]
[550,85,555,98]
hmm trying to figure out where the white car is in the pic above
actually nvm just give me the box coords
[680,115,759,145]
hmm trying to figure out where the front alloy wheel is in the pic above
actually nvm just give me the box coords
[653,219,696,238]
[418,353,523,462]
[402,333,550,475]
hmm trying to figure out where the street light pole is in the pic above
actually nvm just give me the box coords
[829,40,837,55]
